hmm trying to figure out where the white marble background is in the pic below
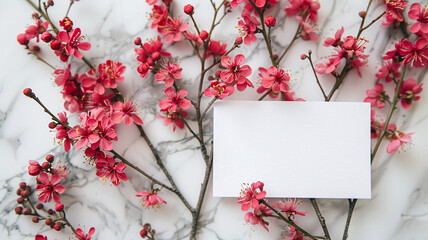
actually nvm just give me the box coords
[1,0,427,239]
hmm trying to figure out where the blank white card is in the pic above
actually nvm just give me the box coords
[213,101,371,199]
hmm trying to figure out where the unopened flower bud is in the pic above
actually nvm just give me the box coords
[36,203,43,210]
[199,30,209,40]
[47,0,54,6]
[147,58,154,66]
[48,122,57,129]
[300,54,307,60]
[55,203,64,212]
[16,189,22,195]
[273,54,278,60]
[151,51,161,61]
[15,207,23,215]
[20,190,30,198]
[59,17,73,31]
[23,88,35,97]
[264,16,276,27]
[50,40,61,50]
[150,229,156,235]
[134,37,142,46]
[41,32,53,42]
[208,76,215,80]
[54,223,62,231]
[308,49,312,54]
[215,70,221,78]
[234,36,243,45]
[140,229,147,238]
[23,208,31,215]
[45,154,54,163]
[26,186,31,191]
[47,209,54,215]
[359,11,366,18]
[45,218,52,225]
[32,217,39,223]
[143,223,151,230]
[19,182,27,189]
[33,46,40,52]
[32,13,39,19]
[42,162,51,170]
[17,197,24,204]
[184,4,194,15]
[17,33,29,45]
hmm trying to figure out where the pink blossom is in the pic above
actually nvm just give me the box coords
[98,60,126,88]
[364,83,387,109]
[149,4,168,29]
[52,161,69,179]
[260,66,291,93]
[238,181,266,211]
[238,16,260,45]
[57,28,91,59]
[230,0,244,8]
[35,172,65,203]
[204,81,235,99]
[375,60,401,82]
[399,79,423,109]
[276,199,307,219]
[157,109,188,131]
[159,17,188,43]
[384,0,408,23]
[184,31,203,45]
[408,3,428,34]
[385,124,414,153]
[206,40,227,58]
[55,112,72,152]
[136,189,167,208]
[68,108,118,151]
[159,88,191,112]
[284,0,320,23]
[324,27,344,47]
[59,17,73,31]
[315,57,341,74]
[244,204,272,231]
[297,16,319,42]
[283,91,305,101]
[111,100,143,125]
[220,54,252,90]
[25,19,49,41]
[53,65,71,86]
[35,235,48,240]
[398,37,428,68]
[285,226,304,240]
[155,62,182,87]
[383,41,404,61]
[28,160,42,176]
[96,155,128,186]
[76,227,95,240]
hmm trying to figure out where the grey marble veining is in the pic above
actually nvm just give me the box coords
[1,0,428,239]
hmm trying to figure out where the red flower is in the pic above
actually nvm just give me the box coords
[385,124,414,153]
[155,62,182,87]
[206,40,227,58]
[55,112,72,152]
[149,4,168,29]
[96,155,128,186]
[399,79,423,109]
[157,109,188,132]
[297,16,319,42]
[28,160,42,176]
[25,19,49,41]
[243,204,272,231]
[260,66,291,93]
[284,0,320,23]
[76,227,95,240]
[264,16,276,27]
[35,235,48,240]
[158,17,188,43]
[59,17,73,31]
[57,28,91,59]
[276,199,307,219]
[375,60,401,82]
[384,0,408,22]
[238,16,260,45]
[238,181,266,211]
[136,189,167,208]
[204,81,235,99]
[364,83,387,109]
[324,26,344,47]
[220,54,252,91]
[35,172,65,203]
[408,3,428,34]
[398,37,428,68]
[111,100,143,126]
[135,36,171,78]
[159,88,191,112]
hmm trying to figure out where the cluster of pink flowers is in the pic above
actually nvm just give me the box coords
[256,66,304,100]
[285,0,320,42]
[316,27,369,77]
[238,181,307,233]
[382,0,409,26]
[135,36,171,78]
[157,88,191,131]
[28,154,68,203]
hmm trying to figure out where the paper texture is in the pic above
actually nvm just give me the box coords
[213,101,371,199]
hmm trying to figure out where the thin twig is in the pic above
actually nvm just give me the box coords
[201,97,217,120]
[310,198,331,240]
[342,199,357,240]
[360,12,386,32]
[65,0,74,17]
[258,90,271,101]
[307,53,327,101]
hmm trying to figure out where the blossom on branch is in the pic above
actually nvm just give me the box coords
[238,181,266,211]
[76,227,95,240]
[136,189,167,208]
[399,79,423,109]
[35,172,65,203]
[220,54,253,91]
[155,62,182,87]
[408,3,428,34]
[244,204,272,231]
[159,88,191,112]
[96,154,128,186]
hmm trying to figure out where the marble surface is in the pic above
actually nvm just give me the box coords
[1,0,428,239]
